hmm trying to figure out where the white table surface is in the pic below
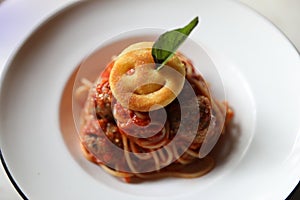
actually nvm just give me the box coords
[0,0,299,199]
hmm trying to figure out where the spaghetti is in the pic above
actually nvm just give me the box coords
[76,44,233,183]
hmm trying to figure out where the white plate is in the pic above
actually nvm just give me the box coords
[1,0,300,199]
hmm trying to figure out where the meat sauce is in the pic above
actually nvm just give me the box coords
[82,60,212,166]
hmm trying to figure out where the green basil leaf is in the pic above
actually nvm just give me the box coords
[152,17,199,70]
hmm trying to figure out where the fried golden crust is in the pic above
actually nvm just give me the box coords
[109,42,186,112]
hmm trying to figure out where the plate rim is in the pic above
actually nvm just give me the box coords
[0,1,83,199]
[233,3,300,198]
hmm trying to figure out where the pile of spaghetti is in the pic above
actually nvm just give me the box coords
[76,42,233,182]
